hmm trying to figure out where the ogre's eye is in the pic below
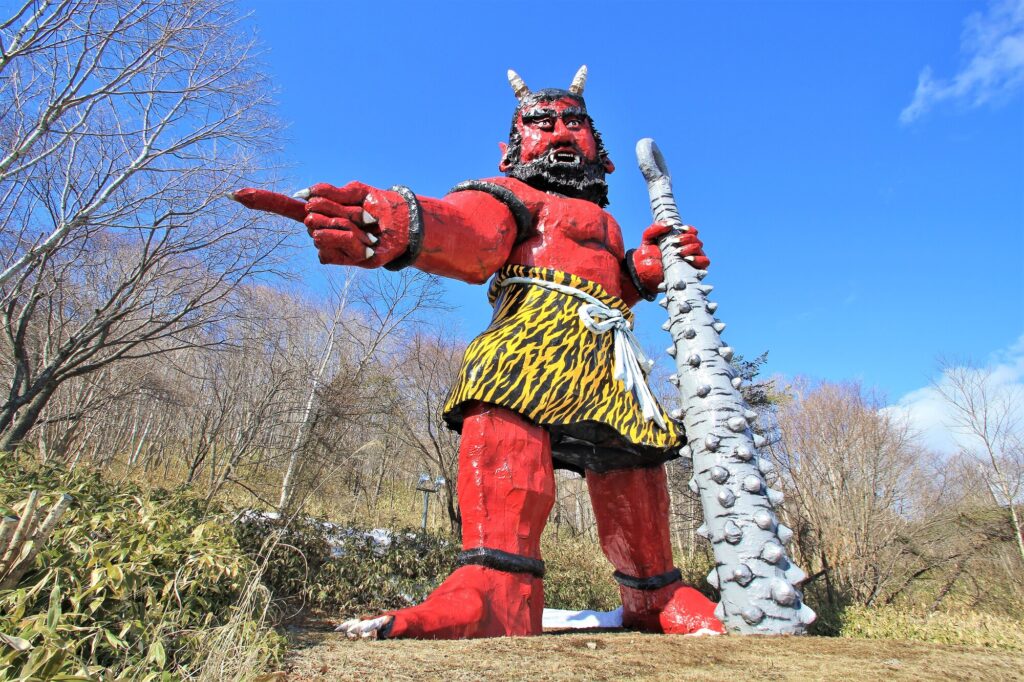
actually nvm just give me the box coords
[564,117,582,129]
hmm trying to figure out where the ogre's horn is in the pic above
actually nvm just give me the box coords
[507,69,530,101]
[568,65,587,96]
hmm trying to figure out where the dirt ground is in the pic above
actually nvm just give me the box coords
[277,624,1024,681]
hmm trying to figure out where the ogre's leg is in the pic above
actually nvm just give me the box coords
[586,465,725,635]
[342,403,554,639]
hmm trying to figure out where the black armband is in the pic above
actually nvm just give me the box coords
[448,180,533,244]
[613,567,682,591]
[458,547,545,578]
[623,249,657,301]
[383,185,424,272]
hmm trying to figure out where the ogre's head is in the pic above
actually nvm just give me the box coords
[499,67,614,207]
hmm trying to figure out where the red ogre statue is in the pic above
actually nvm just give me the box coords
[232,66,724,639]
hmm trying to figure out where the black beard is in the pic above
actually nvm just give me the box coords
[505,155,610,207]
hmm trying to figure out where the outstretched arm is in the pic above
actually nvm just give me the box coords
[621,223,710,305]
[231,182,519,284]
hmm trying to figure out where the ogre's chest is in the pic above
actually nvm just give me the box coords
[533,195,615,247]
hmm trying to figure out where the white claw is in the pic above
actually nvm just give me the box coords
[366,233,379,245]
[293,188,311,200]
[364,247,374,259]
[336,616,391,641]
[684,256,695,263]
[362,209,378,225]
[335,619,359,636]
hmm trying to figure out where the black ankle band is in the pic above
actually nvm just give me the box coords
[613,567,682,591]
[458,547,545,578]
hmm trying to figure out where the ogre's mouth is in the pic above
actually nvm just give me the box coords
[548,149,581,165]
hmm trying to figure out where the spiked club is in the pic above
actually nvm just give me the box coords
[636,138,814,634]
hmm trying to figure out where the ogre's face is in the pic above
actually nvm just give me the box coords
[499,94,615,207]
[510,97,603,169]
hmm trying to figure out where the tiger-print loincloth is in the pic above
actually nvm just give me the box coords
[442,265,684,473]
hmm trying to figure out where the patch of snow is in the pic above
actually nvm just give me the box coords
[542,607,623,630]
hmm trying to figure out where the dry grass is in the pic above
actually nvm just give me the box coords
[279,627,1024,681]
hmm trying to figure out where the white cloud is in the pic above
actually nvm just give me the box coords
[900,0,1024,123]
[883,334,1024,454]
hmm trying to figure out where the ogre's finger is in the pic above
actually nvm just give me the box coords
[308,181,372,206]
[317,246,361,266]
[306,197,365,223]
[641,222,675,244]
[678,231,701,247]
[311,227,373,261]
[304,214,375,247]
[679,241,705,258]
[683,254,711,269]
[229,188,307,222]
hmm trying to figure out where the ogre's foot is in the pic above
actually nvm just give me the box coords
[337,565,544,640]
[621,581,726,636]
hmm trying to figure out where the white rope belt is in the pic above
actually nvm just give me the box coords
[499,276,667,431]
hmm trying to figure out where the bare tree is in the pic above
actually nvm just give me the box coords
[768,379,939,607]
[0,0,288,449]
[387,333,466,534]
[935,362,1024,567]
[279,269,448,515]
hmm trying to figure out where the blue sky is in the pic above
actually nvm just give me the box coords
[240,0,1023,448]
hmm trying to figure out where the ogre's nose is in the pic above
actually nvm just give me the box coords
[550,119,573,141]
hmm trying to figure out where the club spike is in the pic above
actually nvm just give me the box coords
[742,475,763,493]
[753,509,775,530]
[761,540,784,564]
[785,564,808,586]
[718,346,734,361]
[777,523,794,545]
[727,416,747,432]
[718,488,736,507]
[771,580,798,606]
[732,563,753,586]
[742,606,765,625]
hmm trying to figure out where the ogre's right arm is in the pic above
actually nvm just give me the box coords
[232,181,523,285]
